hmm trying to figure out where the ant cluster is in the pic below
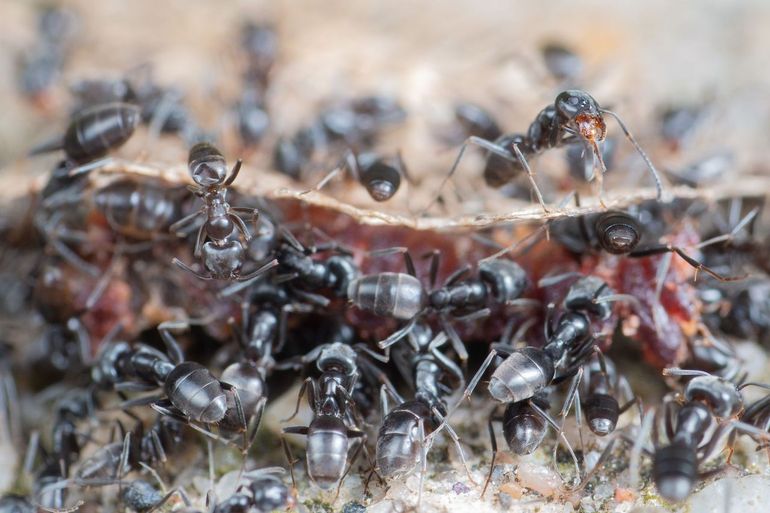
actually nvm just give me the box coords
[4,8,770,513]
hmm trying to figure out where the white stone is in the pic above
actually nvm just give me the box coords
[688,475,770,513]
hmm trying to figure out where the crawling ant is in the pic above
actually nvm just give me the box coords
[652,369,770,502]
[552,208,749,281]
[43,174,189,243]
[240,22,278,88]
[433,90,663,211]
[17,5,78,103]
[235,85,270,147]
[319,95,406,148]
[214,284,316,451]
[313,150,408,202]
[541,42,583,83]
[348,248,529,365]
[207,468,291,513]
[30,102,141,168]
[461,275,617,410]
[70,68,199,140]
[273,95,406,198]
[280,343,369,492]
[376,326,472,506]
[471,316,586,497]
[73,415,183,486]
[90,326,229,425]
[171,142,277,281]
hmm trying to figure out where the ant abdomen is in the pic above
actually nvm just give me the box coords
[595,211,641,254]
[583,393,619,436]
[357,153,402,202]
[164,361,227,423]
[188,142,229,187]
[376,400,431,477]
[653,442,698,503]
[488,347,555,403]
[306,416,350,490]
[347,272,426,320]
[502,400,547,455]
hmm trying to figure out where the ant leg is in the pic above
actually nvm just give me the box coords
[423,249,441,288]
[429,407,476,485]
[49,236,100,277]
[169,209,203,235]
[369,246,417,277]
[378,316,419,350]
[281,428,308,489]
[235,258,278,283]
[218,259,279,295]
[629,409,655,491]
[429,336,465,387]
[146,488,184,513]
[172,258,212,280]
[438,315,469,370]
[462,349,497,402]
[116,432,132,502]
[435,349,499,435]
[282,378,315,423]
[551,369,583,467]
[229,212,253,241]
[245,398,267,453]
[416,418,428,509]
[224,159,243,187]
[529,402,582,484]
[157,324,185,365]
[600,109,664,200]
[193,223,207,258]
[308,150,357,194]
[423,135,528,214]
[148,429,167,464]
[511,143,549,212]
[443,264,471,287]
[66,157,113,177]
[481,413,502,498]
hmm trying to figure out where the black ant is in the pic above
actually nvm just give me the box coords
[431,90,663,212]
[171,142,277,281]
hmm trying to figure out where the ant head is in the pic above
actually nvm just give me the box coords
[595,211,641,254]
[555,90,606,142]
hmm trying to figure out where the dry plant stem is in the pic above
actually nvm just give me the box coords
[42,160,770,233]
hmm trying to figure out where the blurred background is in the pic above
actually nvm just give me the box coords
[1,0,769,207]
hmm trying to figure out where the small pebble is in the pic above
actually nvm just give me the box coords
[516,459,563,497]
[452,481,471,494]
[342,501,367,513]
[498,492,513,509]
